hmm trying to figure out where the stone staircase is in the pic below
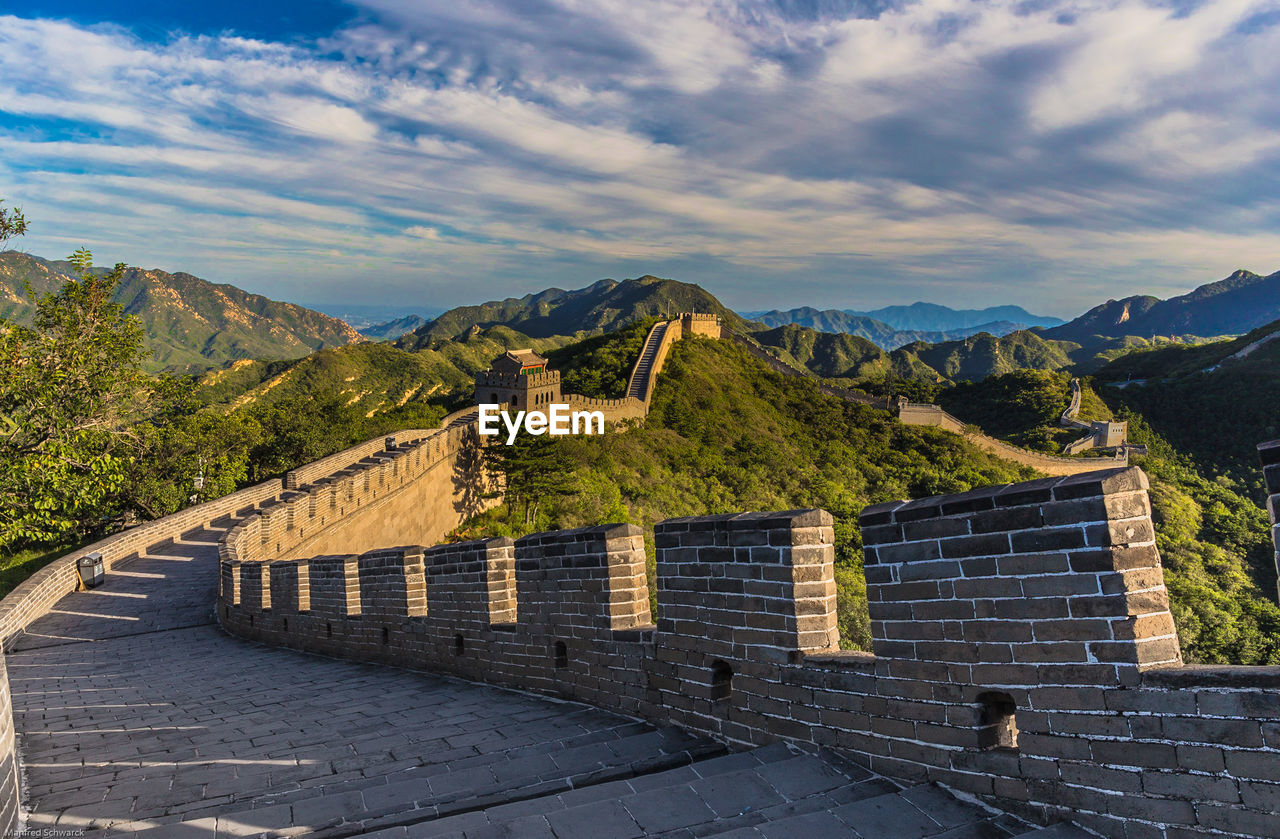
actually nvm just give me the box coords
[123,741,1093,839]
[626,322,668,401]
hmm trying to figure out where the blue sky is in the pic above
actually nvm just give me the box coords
[2,0,1279,317]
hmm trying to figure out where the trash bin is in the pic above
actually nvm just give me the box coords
[77,552,105,589]
[384,436,397,452]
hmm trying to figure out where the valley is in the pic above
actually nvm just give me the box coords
[3,252,1280,666]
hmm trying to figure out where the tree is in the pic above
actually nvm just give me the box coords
[0,248,150,548]
[482,432,577,525]
[126,381,260,518]
[0,201,26,248]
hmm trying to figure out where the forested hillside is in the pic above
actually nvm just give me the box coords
[0,252,363,372]
[937,370,1280,664]
[401,275,749,345]
[1095,318,1280,495]
[196,326,571,415]
[455,334,1035,649]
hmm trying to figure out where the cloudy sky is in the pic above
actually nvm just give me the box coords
[2,0,1279,317]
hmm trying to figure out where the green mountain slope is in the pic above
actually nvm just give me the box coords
[1095,317,1280,493]
[891,330,1079,381]
[399,275,750,347]
[932,369,1280,665]
[196,325,571,416]
[0,252,363,372]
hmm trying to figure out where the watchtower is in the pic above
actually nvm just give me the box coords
[474,348,562,410]
[679,312,722,338]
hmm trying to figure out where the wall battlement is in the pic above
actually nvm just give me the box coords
[475,369,562,389]
[220,465,1280,839]
[221,408,488,563]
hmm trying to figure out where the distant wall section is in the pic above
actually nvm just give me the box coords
[897,400,1129,476]
[226,417,491,564]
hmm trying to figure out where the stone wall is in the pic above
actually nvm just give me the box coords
[0,479,282,649]
[563,394,647,424]
[222,465,1280,839]
[1262,440,1280,601]
[221,418,489,563]
[284,423,444,490]
[285,404,477,489]
[680,312,723,339]
[897,401,1130,477]
[0,652,18,836]
[222,524,659,717]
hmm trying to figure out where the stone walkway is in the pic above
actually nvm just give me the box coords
[9,519,703,836]
[7,515,1090,839]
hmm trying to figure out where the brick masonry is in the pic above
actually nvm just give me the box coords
[220,416,491,566]
[220,465,1280,839]
[1262,440,1280,602]
[0,657,18,835]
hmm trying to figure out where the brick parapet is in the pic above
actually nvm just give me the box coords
[221,526,658,716]
[0,477,282,650]
[221,419,478,567]
[0,654,18,836]
[220,469,1280,839]
[283,417,464,489]
[475,369,561,390]
[860,467,1182,684]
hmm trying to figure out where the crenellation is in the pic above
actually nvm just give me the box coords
[212,457,1280,839]
[239,561,271,612]
[307,555,361,617]
[269,560,309,612]
[358,547,427,619]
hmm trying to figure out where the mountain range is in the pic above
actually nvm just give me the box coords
[397,275,749,348]
[1044,269,1280,344]
[744,308,1031,350]
[0,252,363,372]
[852,302,1066,332]
[8,247,1278,389]
[744,302,1064,350]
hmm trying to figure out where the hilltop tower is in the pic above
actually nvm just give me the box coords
[474,348,562,410]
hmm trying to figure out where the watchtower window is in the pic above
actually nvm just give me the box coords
[454,634,465,656]
[554,641,568,669]
[710,660,733,703]
[511,394,519,407]
[977,692,1019,750]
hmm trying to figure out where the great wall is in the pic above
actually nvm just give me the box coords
[0,318,1276,837]
[726,330,1131,477]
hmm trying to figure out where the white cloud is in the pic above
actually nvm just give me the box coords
[0,3,1278,313]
